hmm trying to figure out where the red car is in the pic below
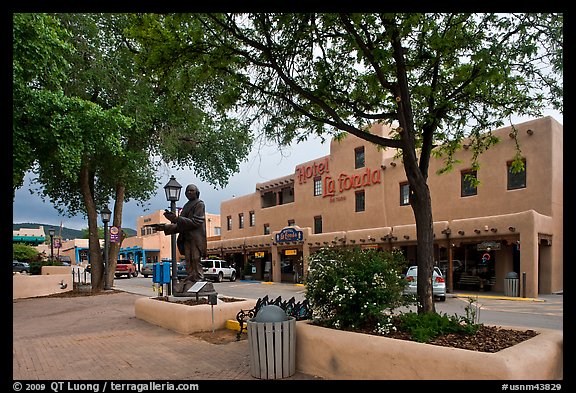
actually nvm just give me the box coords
[115,259,138,278]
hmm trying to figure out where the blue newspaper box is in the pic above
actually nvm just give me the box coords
[153,262,171,284]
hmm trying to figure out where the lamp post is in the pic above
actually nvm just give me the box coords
[164,175,182,296]
[48,228,55,261]
[101,206,112,290]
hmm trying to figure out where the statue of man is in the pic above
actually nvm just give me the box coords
[154,184,207,288]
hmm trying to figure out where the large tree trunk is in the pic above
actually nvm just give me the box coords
[104,183,126,290]
[411,183,436,314]
[79,163,104,291]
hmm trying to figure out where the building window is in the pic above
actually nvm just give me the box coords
[461,169,478,197]
[249,211,255,227]
[313,176,322,196]
[355,146,365,169]
[288,219,295,226]
[263,223,270,235]
[507,159,526,190]
[355,190,365,212]
[238,213,244,229]
[314,216,322,234]
[227,216,232,231]
[279,187,294,204]
[261,191,276,208]
[400,182,410,206]
[214,227,221,236]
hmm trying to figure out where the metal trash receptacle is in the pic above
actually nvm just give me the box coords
[247,305,296,379]
[504,271,519,297]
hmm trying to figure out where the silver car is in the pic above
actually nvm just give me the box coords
[403,265,446,301]
[13,261,30,274]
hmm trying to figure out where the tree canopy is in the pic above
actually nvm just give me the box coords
[127,13,562,313]
[13,13,253,290]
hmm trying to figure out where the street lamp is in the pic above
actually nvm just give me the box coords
[101,206,112,290]
[48,228,55,261]
[164,175,182,296]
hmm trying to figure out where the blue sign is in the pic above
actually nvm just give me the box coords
[275,227,304,243]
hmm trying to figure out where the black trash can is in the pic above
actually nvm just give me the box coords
[504,271,519,297]
[247,305,296,379]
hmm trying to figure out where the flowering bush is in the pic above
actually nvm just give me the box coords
[305,247,412,331]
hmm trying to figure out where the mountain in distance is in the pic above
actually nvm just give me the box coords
[13,223,137,240]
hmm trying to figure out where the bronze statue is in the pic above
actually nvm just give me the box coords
[152,184,207,294]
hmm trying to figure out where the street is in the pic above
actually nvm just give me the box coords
[113,275,563,331]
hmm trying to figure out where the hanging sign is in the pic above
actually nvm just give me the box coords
[477,241,500,251]
[110,226,120,243]
[255,251,265,258]
[275,227,304,243]
[284,249,298,256]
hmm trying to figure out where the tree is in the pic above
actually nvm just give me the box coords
[128,13,562,313]
[13,243,42,262]
[13,13,252,290]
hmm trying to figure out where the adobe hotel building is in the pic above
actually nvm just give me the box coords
[207,116,563,298]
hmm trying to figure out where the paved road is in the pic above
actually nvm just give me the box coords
[115,276,563,331]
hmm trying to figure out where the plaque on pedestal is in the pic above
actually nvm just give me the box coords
[186,281,217,301]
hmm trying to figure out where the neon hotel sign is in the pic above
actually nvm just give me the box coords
[296,157,381,200]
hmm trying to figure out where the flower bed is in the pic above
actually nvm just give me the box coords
[295,321,563,380]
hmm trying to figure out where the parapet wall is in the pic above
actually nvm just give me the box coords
[13,266,73,299]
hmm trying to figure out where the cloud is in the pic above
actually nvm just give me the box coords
[13,137,331,231]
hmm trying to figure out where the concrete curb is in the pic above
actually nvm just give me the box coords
[451,293,546,302]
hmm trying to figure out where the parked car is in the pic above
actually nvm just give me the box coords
[437,259,464,277]
[115,259,138,278]
[201,259,236,282]
[141,263,155,278]
[174,261,189,279]
[13,260,30,274]
[403,265,446,301]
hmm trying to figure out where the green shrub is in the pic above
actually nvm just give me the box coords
[305,247,412,330]
[305,246,483,341]
[13,243,42,262]
[28,259,68,275]
[394,311,481,342]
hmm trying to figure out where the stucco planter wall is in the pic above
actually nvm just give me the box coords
[13,266,73,299]
[134,297,257,334]
[295,321,563,380]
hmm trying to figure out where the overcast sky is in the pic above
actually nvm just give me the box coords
[13,112,562,231]
[12,135,332,231]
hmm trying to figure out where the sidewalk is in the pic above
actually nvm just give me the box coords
[12,291,321,381]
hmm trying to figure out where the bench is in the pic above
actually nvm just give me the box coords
[235,295,312,340]
[457,275,496,291]
[457,275,484,290]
